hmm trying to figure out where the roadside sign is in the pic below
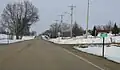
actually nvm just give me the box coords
[100,33,108,38]
[100,33,108,57]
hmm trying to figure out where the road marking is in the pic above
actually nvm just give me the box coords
[63,48,105,70]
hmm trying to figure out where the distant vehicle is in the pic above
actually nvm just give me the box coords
[41,35,49,40]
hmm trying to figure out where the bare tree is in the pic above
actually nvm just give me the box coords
[1,1,39,39]
[30,31,37,36]
[96,25,102,30]
[0,23,6,34]
[50,23,61,38]
[72,22,84,37]
[61,23,71,32]
[106,20,113,31]
[96,21,113,31]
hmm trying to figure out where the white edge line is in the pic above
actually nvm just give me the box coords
[63,48,105,70]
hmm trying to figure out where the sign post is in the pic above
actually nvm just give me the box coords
[102,37,105,57]
[100,33,107,57]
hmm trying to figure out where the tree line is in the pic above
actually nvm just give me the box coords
[42,21,84,38]
[43,20,120,38]
[92,21,119,36]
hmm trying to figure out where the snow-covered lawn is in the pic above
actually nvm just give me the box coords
[0,34,35,44]
[74,45,120,63]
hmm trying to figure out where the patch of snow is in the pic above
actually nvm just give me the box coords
[105,46,120,63]
[22,36,35,40]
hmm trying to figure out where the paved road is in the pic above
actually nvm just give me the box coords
[0,39,113,70]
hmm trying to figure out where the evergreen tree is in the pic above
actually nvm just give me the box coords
[92,26,97,36]
[112,23,119,36]
[88,30,92,35]
[72,22,83,37]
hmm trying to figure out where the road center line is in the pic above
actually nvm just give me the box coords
[63,48,105,70]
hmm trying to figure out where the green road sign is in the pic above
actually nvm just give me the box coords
[100,33,108,38]
[100,33,108,57]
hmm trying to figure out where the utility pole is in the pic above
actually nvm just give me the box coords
[55,20,59,37]
[59,15,64,25]
[59,15,64,37]
[86,0,90,38]
[69,5,76,38]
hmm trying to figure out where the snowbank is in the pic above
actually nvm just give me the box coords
[22,36,35,40]
[49,36,120,44]
[0,34,8,39]
[0,34,35,44]
[74,45,120,63]
[49,37,110,44]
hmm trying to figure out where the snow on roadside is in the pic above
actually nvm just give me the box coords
[112,36,120,43]
[74,45,120,63]
[0,34,35,44]
[49,37,111,44]
[0,34,7,39]
[22,36,35,40]
[49,36,120,44]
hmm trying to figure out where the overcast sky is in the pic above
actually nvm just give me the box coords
[0,0,120,34]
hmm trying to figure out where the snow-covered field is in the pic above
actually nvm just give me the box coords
[74,45,120,63]
[0,34,35,44]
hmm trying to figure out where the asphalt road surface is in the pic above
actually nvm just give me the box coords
[0,39,119,70]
